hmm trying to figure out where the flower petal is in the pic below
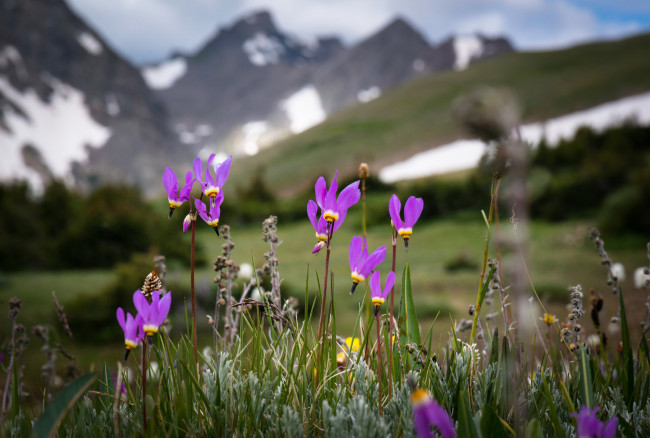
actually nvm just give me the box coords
[116,307,127,332]
[214,156,232,188]
[332,208,347,232]
[425,401,456,438]
[382,271,395,300]
[307,200,319,230]
[360,245,387,277]
[349,236,363,271]
[404,196,424,228]
[163,168,178,198]
[336,180,361,212]
[133,291,149,319]
[157,291,172,326]
[192,156,202,181]
[369,270,381,300]
[314,177,327,208]
[389,194,402,228]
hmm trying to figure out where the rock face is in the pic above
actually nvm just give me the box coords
[0,0,180,194]
[157,12,514,157]
[156,10,345,156]
[1,3,514,192]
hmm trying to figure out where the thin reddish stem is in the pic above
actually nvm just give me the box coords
[190,212,198,366]
[142,339,147,431]
[316,221,334,380]
[375,310,383,416]
[387,227,397,399]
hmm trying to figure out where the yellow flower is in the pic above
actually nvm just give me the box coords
[540,313,558,326]
[345,337,360,352]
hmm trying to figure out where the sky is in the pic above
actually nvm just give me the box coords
[65,0,650,65]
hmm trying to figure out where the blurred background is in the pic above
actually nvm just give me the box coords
[1,0,650,388]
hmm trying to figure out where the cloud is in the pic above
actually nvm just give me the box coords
[65,0,649,64]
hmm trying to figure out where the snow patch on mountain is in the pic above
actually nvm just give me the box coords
[242,121,268,155]
[77,32,103,55]
[243,33,285,66]
[141,58,187,89]
[0,45,28,79]
[358,86,381,103]
[0,76,111,189]
[453,36,484,70]
[105,92,120,116]
[380,91,650,183]
[282,85,326,133]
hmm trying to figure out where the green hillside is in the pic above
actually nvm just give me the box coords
[231,32,650,196]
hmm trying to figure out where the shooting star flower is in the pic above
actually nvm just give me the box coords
[133,290,172,338]
[195,194,224,235]
[370,270,395,315]
[412,388,456,438]
[313,171,360,224]
[349,236,387,294]
[116,308,143,360]
[389,194,424,250]
[163,168,194,219]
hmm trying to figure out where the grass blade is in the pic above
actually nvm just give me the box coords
[31,373,96,438]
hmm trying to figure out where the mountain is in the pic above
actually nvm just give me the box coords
[228,32,650,197]
[0,5,514,193]
[156,10,345,157]
[154,12,514,158]
[0,0,181,194]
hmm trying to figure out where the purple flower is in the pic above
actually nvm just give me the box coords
[349,236,386,294]
[370,270,395,314]
[201,154,232,199]
[389,194,424,250]
[314,171,360,224]
[133,290,172,337]
[182,214,191,233]
[307,200,346,254]
[195,194,224,235]
[574,406,618,438]
[116,308,143,359]
[412,389,456,438]
[163,168,194,219]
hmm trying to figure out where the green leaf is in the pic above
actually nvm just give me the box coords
[457,391,481,438]
[578,347,594,409]
[397,263,421,346]
[489,327,500,366]
[31,373,96,438]
[480,404,509,438]
[524,419,544,438]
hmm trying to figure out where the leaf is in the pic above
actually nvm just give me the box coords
[31,373,96,438]
[457,391,481,438]
[480,404,509,438]
[524,419,544,438]
[578,347,594,409]
[397,263,421,346]
[489,327,500,366]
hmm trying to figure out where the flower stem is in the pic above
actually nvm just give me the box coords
[387,227,397,399]
[375,309,383,416]
[142,339,147,431]
[316,221,333,380]
[190,211,199,366]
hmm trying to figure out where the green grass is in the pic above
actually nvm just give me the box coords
[3,216,648,376]
[229,32,650,196]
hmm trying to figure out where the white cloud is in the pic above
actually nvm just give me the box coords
[64,0,649,64]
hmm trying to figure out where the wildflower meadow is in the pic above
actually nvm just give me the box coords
[2,133,650,438]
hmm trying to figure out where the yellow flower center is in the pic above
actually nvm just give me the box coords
[371,297,384,306]
[323,210,338,222]
[168,199,182,209]
[411,388,431,406]
[351,273,365,283]
[125,340,137,350]
[205,187,220,197]
[207,218,219,227]
[143,325,158,337]
[398,228,413,238]
[315,232,328,242]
